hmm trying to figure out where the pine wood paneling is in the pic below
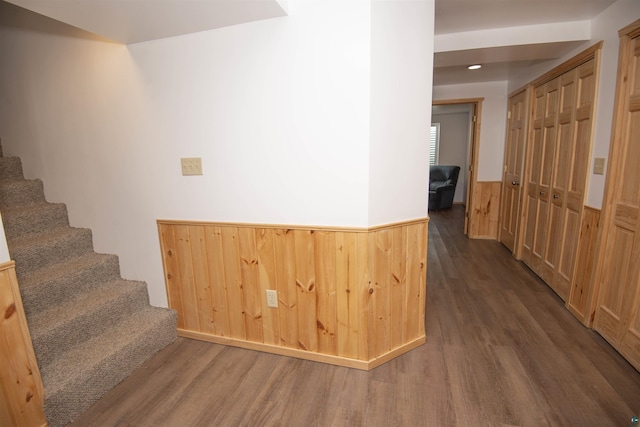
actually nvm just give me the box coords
[0,261,46,427]
[315,231,337,355]
[157,218,428,370]
[205,226,230,338]
[256,228,279,345]
[469,181,501,239]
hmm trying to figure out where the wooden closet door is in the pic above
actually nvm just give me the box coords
[553,60,597,299]
[594,27,640,370]
[544,70,577,298]
[522,78,559,277]
[499,90,527,254]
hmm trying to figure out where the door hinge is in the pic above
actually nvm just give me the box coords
[472,115,477,123]
[507,111,512,119]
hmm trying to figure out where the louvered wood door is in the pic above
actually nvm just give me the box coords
[522,78,559,277]
[499,90,527,254]
[594,26,640,370]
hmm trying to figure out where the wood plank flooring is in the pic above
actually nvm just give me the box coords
[69,205,640,427]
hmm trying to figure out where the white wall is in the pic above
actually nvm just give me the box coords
[433,81,508,182]
[432,111,470,203]
[127,0,372,227]
[369,0,433,224]
[0,214,10,263]
[508,0,640,208]
[0,0,435,307]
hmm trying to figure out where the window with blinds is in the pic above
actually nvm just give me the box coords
[429,123,440,166]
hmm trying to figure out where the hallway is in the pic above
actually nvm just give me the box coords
[70,206,640,426]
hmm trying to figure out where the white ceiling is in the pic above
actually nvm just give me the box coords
[433,0,617,85]
[435,0,616,35]
[5,0,618,86]
[4,0,288,44]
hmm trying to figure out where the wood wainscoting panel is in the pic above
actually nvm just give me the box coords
[0,261,47,427]
[469,181,502,239]
[157,218,428,370]
[567,206,601,326]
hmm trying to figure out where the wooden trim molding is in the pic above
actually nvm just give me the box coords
[0,261,47,427]
[529,41,604,88]
[619,18,640,38]
[158,217,429,233]
[157,218,428,370]
[432,97,485,105]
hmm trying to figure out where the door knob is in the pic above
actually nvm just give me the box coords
[540,191,546,196]
[553,194,559,199]
[512,180,520,186]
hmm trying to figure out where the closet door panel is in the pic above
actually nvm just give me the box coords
[595,33,640,361]
[500,90,528,253]
[522,88,546,265]
[556,64,595,299]
[620,277,640,368]
[597,224,637,343]
[557,208,580,298]
[545,71,577,295]
[529,79,559,276]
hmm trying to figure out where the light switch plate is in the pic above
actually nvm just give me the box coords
[593,157,606,175]
[181,157,202,176]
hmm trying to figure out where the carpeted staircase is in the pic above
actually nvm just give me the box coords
[0,144,177,427]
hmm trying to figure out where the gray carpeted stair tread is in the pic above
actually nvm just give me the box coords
[9,226,94,276]
[30,279,150,368]
[0,156,24,180]
[19,252,122,316]
[42,306,177,427]
[1,202,69,239]
[0,178,47,208]
[0,145,177,427]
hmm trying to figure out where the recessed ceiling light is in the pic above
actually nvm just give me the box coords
[468,64,482,70]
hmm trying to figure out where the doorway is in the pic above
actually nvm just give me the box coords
[431,99,482,235]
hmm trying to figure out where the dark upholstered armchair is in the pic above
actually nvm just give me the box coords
[429,165,461,210]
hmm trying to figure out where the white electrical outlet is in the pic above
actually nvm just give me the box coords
[266,290,278,308]
[593,157,606,175]
[181,157,203,176]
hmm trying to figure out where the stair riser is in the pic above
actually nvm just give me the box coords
[11,229,94,276]
[32,283,150,368]
[0,157,24,180]
[43,312,177,427]
[2,204,70,240]
[20,255,122,316]
[0,179,46,208]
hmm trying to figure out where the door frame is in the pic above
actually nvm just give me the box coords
[432,98,483,235]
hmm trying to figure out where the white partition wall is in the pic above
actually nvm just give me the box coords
[0,0,435,307]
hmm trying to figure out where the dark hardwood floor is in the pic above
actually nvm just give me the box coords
[70,205,640,426]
